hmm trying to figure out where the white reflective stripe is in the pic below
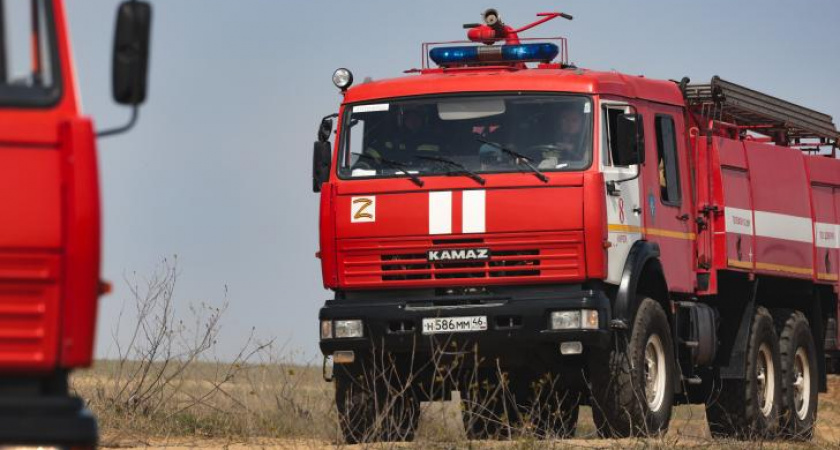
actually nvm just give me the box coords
[753,211,814,244]
[724,207,754,235]
[462,190,486,234]
[816,222,840,249]
[429,191,452,235]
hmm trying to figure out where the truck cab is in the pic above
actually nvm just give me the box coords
[0,1,150,447]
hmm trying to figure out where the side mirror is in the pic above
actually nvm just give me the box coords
[112,1,152,105]
[318,116,334,143]
[313,141,332,193]
[614,113,645,166]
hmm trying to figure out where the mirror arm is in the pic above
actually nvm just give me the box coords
[96,105,139,138]
[606,166,641,195]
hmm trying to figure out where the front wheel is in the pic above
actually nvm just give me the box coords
[589,297,675,437]
[335,362,420,444]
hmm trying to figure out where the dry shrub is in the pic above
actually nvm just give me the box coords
[71,257,333,442]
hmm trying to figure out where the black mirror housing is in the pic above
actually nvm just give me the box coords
[112,1,152,105]
[614,113,645,166]
[312,141,332,193]
[318,117,334,142]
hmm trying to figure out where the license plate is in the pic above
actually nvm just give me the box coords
[422,316,487,335]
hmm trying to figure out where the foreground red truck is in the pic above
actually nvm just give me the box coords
[314,9,840,443]
[0,0,150,447]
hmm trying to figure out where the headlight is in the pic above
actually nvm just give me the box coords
[550,310,599,330]
[334,319,364,338]
[551,311,580,330]
[332,68,354,90]
[320,320,333,339]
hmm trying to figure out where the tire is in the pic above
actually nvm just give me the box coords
[706,307,781,439]
[461,370,519,440]
[778,311,818,440]
[589,297,675,437]
[335,362,420,444]
[522,372,580,439]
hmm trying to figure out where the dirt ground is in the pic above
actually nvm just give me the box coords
[101,397,840,450]
[83,362,840,450]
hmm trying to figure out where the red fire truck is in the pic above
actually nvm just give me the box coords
[313,9,840,443]
[0,0,150,447]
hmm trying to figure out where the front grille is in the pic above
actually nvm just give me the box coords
[339,232,584,288]
[382,250,540,281]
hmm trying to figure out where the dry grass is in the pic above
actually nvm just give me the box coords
[71,363,840,449]
[76,259,840,449]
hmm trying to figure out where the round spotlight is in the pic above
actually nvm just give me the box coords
[332,68,354,91]
[483,8,499,26]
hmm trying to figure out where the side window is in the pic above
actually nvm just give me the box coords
[655,115,681,204]
[603,105,644,167]
[0,0,59,106]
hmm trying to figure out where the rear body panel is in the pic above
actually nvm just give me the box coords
[713,137,840,290]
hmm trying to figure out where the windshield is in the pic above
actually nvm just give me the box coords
[337,95,593,180]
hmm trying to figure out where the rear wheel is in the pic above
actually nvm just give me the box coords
[706,307,780,439]
[589,298,675,437]
[778,311,818,440]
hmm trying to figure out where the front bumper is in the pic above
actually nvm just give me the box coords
[319,285,612,361]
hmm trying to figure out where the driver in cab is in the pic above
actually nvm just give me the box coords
[352,108,439,174]
[536,106,586,169]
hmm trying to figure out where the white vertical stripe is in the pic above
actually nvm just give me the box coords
[429,191,452,235]
[753,211,814,244]
[816,222,840,249]
[462,190,486,234]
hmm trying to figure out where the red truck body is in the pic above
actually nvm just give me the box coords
[0,0,150,446]
[315,10,840,443]
[0,2,100,372]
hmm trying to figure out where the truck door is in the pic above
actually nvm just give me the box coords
[640,107,695,293]
[0,0,67,370]
[602,101,643,285]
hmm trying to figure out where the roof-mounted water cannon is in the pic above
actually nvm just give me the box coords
[425,9,572,69]
[463,9,573,46]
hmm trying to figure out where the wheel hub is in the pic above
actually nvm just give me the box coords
[793,347,811,420]
[643,334,666,412]
[756,343,775,417]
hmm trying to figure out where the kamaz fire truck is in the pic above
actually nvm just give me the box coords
[0,0,151,447]
[313,9,840,443]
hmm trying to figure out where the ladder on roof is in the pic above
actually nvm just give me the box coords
[685,76,840,149]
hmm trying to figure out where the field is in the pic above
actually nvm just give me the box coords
[71,360,840,450]
[76,265,840,449]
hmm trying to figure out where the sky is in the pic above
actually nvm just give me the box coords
[63,0,840,361]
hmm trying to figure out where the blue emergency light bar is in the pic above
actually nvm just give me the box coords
[429,42,559,67]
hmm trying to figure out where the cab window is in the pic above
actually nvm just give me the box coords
[655,115,681,204]
[603,105,643,167]
[0,0,60,106]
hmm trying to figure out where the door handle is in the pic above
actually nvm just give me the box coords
[676,213,690,222]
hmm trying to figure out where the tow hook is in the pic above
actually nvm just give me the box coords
[322,355,334,382]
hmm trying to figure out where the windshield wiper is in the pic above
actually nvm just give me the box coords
[415,155,486,185]
[352,153,424,187]
[476,137,549,183]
